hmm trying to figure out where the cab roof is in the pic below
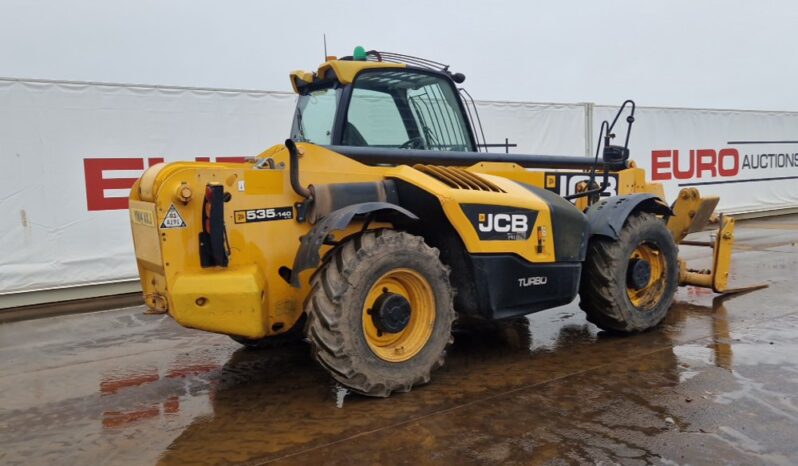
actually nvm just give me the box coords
[289,58,405,94]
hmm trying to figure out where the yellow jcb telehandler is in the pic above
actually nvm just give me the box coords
[129,48,758,397]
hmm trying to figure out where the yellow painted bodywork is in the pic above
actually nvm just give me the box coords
[129,141,678,340]
[677,215,744,293]
[170,264,266,336]
[667,187,719,243]
[290,60,405,93]
[394,164,557,262]
[667,189,766,294]
[131,145,385,339]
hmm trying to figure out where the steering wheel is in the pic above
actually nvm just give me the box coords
[399,137,427,150]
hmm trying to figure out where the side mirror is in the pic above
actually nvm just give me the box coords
[603,145,629,164]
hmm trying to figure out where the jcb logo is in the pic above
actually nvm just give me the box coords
[478,213,528,233]
[462,205,538,241]
[545,172,619,197]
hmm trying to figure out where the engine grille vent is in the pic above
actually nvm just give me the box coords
[414,165,505,193]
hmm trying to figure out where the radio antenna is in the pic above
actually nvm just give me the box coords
[323,34,328,59]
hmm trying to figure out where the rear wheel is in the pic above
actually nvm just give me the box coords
[304,230,455,397]
[579,212,678,332]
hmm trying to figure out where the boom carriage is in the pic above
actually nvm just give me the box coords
[129,49,757,396]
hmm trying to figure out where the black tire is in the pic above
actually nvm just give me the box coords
[579,212,678,333]
[304,229,455,397]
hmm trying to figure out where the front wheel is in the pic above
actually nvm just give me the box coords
[579,212,679,332]
[304,230,455,397]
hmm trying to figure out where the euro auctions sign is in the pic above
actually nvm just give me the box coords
[593,105,798,216]
[651,146,798,184]
[645,141,798,214]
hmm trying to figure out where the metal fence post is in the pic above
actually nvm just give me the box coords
[581,102,595,157]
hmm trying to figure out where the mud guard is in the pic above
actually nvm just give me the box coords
[586,194,673,240]
[290,202,418,287]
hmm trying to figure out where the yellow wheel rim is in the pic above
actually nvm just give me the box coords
[626,243,666,310]
[362,268,435,363]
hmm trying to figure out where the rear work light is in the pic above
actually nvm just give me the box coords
[199,183,229,267]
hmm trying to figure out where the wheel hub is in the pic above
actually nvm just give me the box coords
[371,292,412,334]
[627,258,652,290]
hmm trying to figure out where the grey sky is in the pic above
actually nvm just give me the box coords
[1,0,795,111]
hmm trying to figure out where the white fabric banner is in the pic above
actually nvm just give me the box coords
[593,105,798,214]
[475,100,587,156]
[0,79,296,295]
[2,78,797,296]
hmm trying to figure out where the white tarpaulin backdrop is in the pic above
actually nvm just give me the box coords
[2,78,798,300]
[0,79,295,297]
[593,105,798,214]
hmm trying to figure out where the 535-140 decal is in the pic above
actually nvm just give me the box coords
[234,207,294,224]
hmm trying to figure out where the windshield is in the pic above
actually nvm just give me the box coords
[290,87,339,144]
[344,70,475,151]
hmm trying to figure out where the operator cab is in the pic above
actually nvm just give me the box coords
[289,48,479,153]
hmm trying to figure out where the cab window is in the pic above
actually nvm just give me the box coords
[344,70,474,151]
[291,87,339,145]
[344,88,408,147]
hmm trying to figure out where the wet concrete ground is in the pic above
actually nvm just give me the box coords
[2,216,798,465]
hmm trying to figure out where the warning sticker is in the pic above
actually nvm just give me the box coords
[130,208,155,227]
[160,204,187,229]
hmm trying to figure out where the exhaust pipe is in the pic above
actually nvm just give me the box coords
[285,139,311,199]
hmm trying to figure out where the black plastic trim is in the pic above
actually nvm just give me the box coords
[199,184,229,268]
[586,194,673,239]
[516,182,589,261]
[323,145,627,170]
[331,84,354,146]
[470,254,582,320]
